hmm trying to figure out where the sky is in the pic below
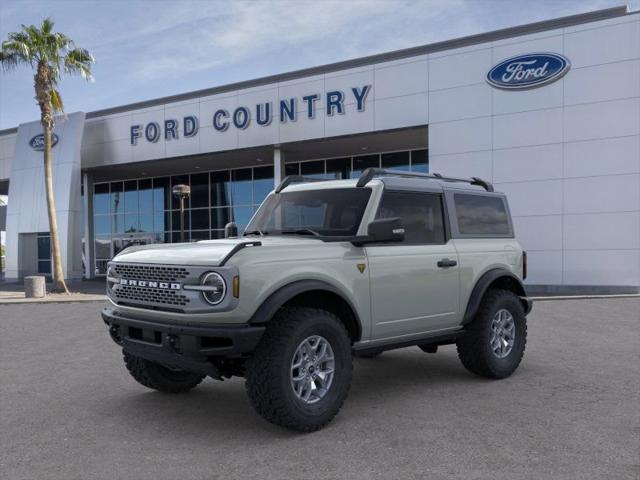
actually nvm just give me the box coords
[0,0,636,130]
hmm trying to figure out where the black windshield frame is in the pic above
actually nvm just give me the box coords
[245,188,372,237]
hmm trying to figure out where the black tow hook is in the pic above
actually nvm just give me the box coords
[109,325,121,343]
[167,334,179,352]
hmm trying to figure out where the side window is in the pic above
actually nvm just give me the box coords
[454,193,511,235]
[375,191,445,244]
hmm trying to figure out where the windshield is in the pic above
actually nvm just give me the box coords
[245,188,372,237]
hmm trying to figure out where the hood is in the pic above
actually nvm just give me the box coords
[111,236,323,266]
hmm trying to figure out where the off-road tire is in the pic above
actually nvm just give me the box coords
[123,350,205,393]
[245,307,353,432]
[456,289,527,379]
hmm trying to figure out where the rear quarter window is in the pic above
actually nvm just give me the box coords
[454,193,511,236]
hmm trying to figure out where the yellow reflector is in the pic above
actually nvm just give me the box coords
[232,276,240,298]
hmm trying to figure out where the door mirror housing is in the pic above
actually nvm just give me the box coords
[365,217,405,243]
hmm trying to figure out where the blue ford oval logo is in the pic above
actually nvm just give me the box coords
[29,133,59,151]
[487,53,570,90]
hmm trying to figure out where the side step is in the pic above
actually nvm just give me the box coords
[353,330,464,357]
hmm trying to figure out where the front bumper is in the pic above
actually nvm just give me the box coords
[101,307,265,377]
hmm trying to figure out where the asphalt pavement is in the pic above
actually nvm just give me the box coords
[1,298,638,480]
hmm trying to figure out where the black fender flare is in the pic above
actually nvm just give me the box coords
[462,269,530,325]
[248,279,363,340]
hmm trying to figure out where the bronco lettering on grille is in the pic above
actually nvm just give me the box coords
[119,279,181,290]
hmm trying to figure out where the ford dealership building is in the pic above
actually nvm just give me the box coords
[0,6,639,293]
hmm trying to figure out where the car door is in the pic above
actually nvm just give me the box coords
[366,189,460,341]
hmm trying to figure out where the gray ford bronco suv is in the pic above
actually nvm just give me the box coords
[102,168,532,432]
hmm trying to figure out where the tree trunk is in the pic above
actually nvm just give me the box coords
[43,122,69,294]
[36,63,69,294]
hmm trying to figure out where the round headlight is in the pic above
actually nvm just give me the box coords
[201,272,226,305]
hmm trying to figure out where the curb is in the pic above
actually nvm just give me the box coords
[0,295,107,305]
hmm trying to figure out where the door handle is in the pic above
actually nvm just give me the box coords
[437,258,457,268]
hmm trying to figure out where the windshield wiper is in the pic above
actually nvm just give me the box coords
[280,228,321,237]
[244,229,267,236]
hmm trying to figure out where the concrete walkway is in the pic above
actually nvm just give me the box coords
[0,279,106,304]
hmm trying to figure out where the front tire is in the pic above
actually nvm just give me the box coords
[245,307,353,432]
[123,351,205,393]
[456,289,527,379]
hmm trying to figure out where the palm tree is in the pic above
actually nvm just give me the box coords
[0,18,94,293]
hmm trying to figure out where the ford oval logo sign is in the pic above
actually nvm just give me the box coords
[487,53,570,90]
[29,133,59,151]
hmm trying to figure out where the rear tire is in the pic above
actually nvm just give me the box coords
[245,307,353,432]
[456,289,527,379]
[123,350,205,393]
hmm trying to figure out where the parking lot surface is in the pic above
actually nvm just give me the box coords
[1,298,638,480]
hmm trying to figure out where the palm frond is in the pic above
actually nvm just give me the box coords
[50,88,64,113]
[41,17,54,35]
[64,47,94,81]
[2,35,32,64]
[0,51,20,70]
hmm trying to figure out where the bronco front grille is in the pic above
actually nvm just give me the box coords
[113,285,190,307]
[112,264,189,283]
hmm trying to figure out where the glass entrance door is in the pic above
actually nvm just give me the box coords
[95,233,156,276]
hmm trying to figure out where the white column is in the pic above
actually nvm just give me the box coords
[83,172,95,279]
[273,147,286,188]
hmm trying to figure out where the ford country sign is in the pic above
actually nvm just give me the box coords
[29,133,59,151]
[487,53,570,90]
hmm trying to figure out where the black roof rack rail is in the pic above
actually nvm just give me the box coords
[356,168,494,192]
[275,175,331,193]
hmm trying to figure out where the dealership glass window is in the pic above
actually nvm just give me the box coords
[410,149,428,173]
[232,205,254,230]
[190,173,209,208]
[171,210,190,232]
[285,163,300,176]
[300,160,326,178]
[153,211,168,232]
[124,213,139,233]
[94,183,110,214]
[352,154,380,178]
[37,232,51,275]
[190,230,210,242]
[253,166,274,205]
[138,179,153,212]
[382,151,410,171]
[171,231,189,243]
[231,168,252,206]
[94,215,111,235]
[191,208,210,230]
[153,177,171,211]
[454,194,510,236]
[211,207,231,230]
[111,182,123,215]
[139,212,153,232]
[211,171,231,207]
[90,149,427,272]
[326,157,350,179]
[123,180,138,213]
[113,213,124,234]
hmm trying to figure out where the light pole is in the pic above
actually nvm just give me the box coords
[172,184,191,243]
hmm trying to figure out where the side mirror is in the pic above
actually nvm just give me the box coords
[224,222,238,238]
[366,217,405,243]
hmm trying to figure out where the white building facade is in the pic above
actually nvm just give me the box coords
[0,6,638,293]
